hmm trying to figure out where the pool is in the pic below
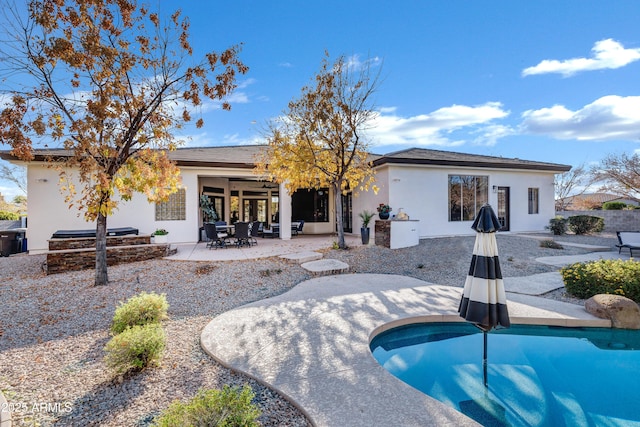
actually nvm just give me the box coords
[370,322,640,426]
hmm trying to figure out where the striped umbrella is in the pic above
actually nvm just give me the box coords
[458,203,510,388]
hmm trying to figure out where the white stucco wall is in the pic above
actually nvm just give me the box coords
[353,164,558,240]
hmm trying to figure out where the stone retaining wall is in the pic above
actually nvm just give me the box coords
[46,244,169,274]
[48,234,151,250]
[374,220,391,248]
[556,210,640,232]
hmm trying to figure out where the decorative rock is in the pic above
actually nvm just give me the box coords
[279,251,323,264]
[585,294,640,329]
[300,259,349,276]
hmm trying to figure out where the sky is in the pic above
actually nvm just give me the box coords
[2,0,640,200]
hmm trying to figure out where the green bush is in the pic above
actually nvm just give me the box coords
[602,201,627,210]
[111,292,169,335]
[560,259,640,302]
[0,211,19,220]
[547,216,568,235]
[104,324,166,373]
[152,385,261,427]
[567,215,604,235]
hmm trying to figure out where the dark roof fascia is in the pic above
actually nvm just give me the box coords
[372,156,571,173]
[176,160,256,169]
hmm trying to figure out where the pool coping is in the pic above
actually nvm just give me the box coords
[200,273,610,427]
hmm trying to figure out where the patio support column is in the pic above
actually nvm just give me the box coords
[279,182,292,240]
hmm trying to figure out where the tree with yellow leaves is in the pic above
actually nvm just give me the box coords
[257,53,380,249]
[0,1,247,285]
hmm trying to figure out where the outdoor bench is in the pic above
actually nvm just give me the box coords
[616,231,640,257]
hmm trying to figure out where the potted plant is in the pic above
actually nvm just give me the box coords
[200,194,219,223]
[377,203,392,220]
[358,210,375,245]
[152,228,169,244]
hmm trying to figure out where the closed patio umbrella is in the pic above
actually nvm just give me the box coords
[458,203,510,388]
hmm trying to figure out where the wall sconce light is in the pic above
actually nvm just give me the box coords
[36,178,48,183]
[492,185,498,193]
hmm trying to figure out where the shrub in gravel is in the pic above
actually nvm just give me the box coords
[111,291,168,335]
[567,215,604,235]
[561,259,640,302]
[104,323,166,373]
[539,239,563,249]
[547,216,568,235]
[152,385,261,427]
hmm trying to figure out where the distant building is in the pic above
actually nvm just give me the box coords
[559,193,640,211]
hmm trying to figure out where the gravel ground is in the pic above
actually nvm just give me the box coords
[0,232,618,426]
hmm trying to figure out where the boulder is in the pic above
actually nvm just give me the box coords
[585,294,640,329]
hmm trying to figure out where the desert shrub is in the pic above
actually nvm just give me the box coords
[0,211,19,220]
[560,259,640,302]
[602,201,627,210]
[152,385,261,427]
[567,215,604,235]
[547,216,568,235]
[104,324,166,373]
[111,292,168,335]
[539,239,563,249]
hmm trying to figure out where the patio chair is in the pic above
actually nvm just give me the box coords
[234,222,251,247]
[292,220,305,236]
[262,224,279,238]
[250,221,261,245]
[204,222,229,249]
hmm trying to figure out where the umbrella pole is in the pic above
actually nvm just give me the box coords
[483,330,488,389]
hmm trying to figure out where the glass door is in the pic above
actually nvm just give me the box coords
[341,193,353,233]
[497,187,510,231]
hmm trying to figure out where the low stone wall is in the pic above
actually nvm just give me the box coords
[556,210,640,232]
[374,220,391,248]
[48,234,151,250]
[46,244,169,275]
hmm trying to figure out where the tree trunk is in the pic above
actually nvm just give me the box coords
[95,212,109,286]
[333,181,346,249]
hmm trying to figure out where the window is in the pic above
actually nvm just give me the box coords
[292,188,329,222]
[448,175,488,221]
[528,188,539,214]
[155,188,186,221]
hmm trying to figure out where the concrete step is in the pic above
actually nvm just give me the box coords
[280,251,323,264]
[301,259,349,276]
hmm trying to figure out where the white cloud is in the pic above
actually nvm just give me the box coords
[278,62,293,68]
[367,102,511,147]
[345,54,382,72]
[178,131,261,148]
[522,39,640,77]
[521,95,640,140]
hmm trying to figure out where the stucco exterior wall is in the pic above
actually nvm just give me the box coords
[352,164,557,240]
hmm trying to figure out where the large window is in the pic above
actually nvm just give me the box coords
[448,175,488,221]
[155,188,186,221]
[528,188,539,214]
[292,188,329,222]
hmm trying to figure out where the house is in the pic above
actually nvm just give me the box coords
[0,145,570,253]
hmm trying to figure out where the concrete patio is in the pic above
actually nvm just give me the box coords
[166,234,363,262]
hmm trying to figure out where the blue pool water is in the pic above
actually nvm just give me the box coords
[370,322,640,426]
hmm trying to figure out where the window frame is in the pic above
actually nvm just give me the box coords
[528,187,539,215]
[448,175,488,222]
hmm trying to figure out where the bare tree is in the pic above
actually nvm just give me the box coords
[554,164,592,211]
[591,153,640,201]
[0,162,27,195]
